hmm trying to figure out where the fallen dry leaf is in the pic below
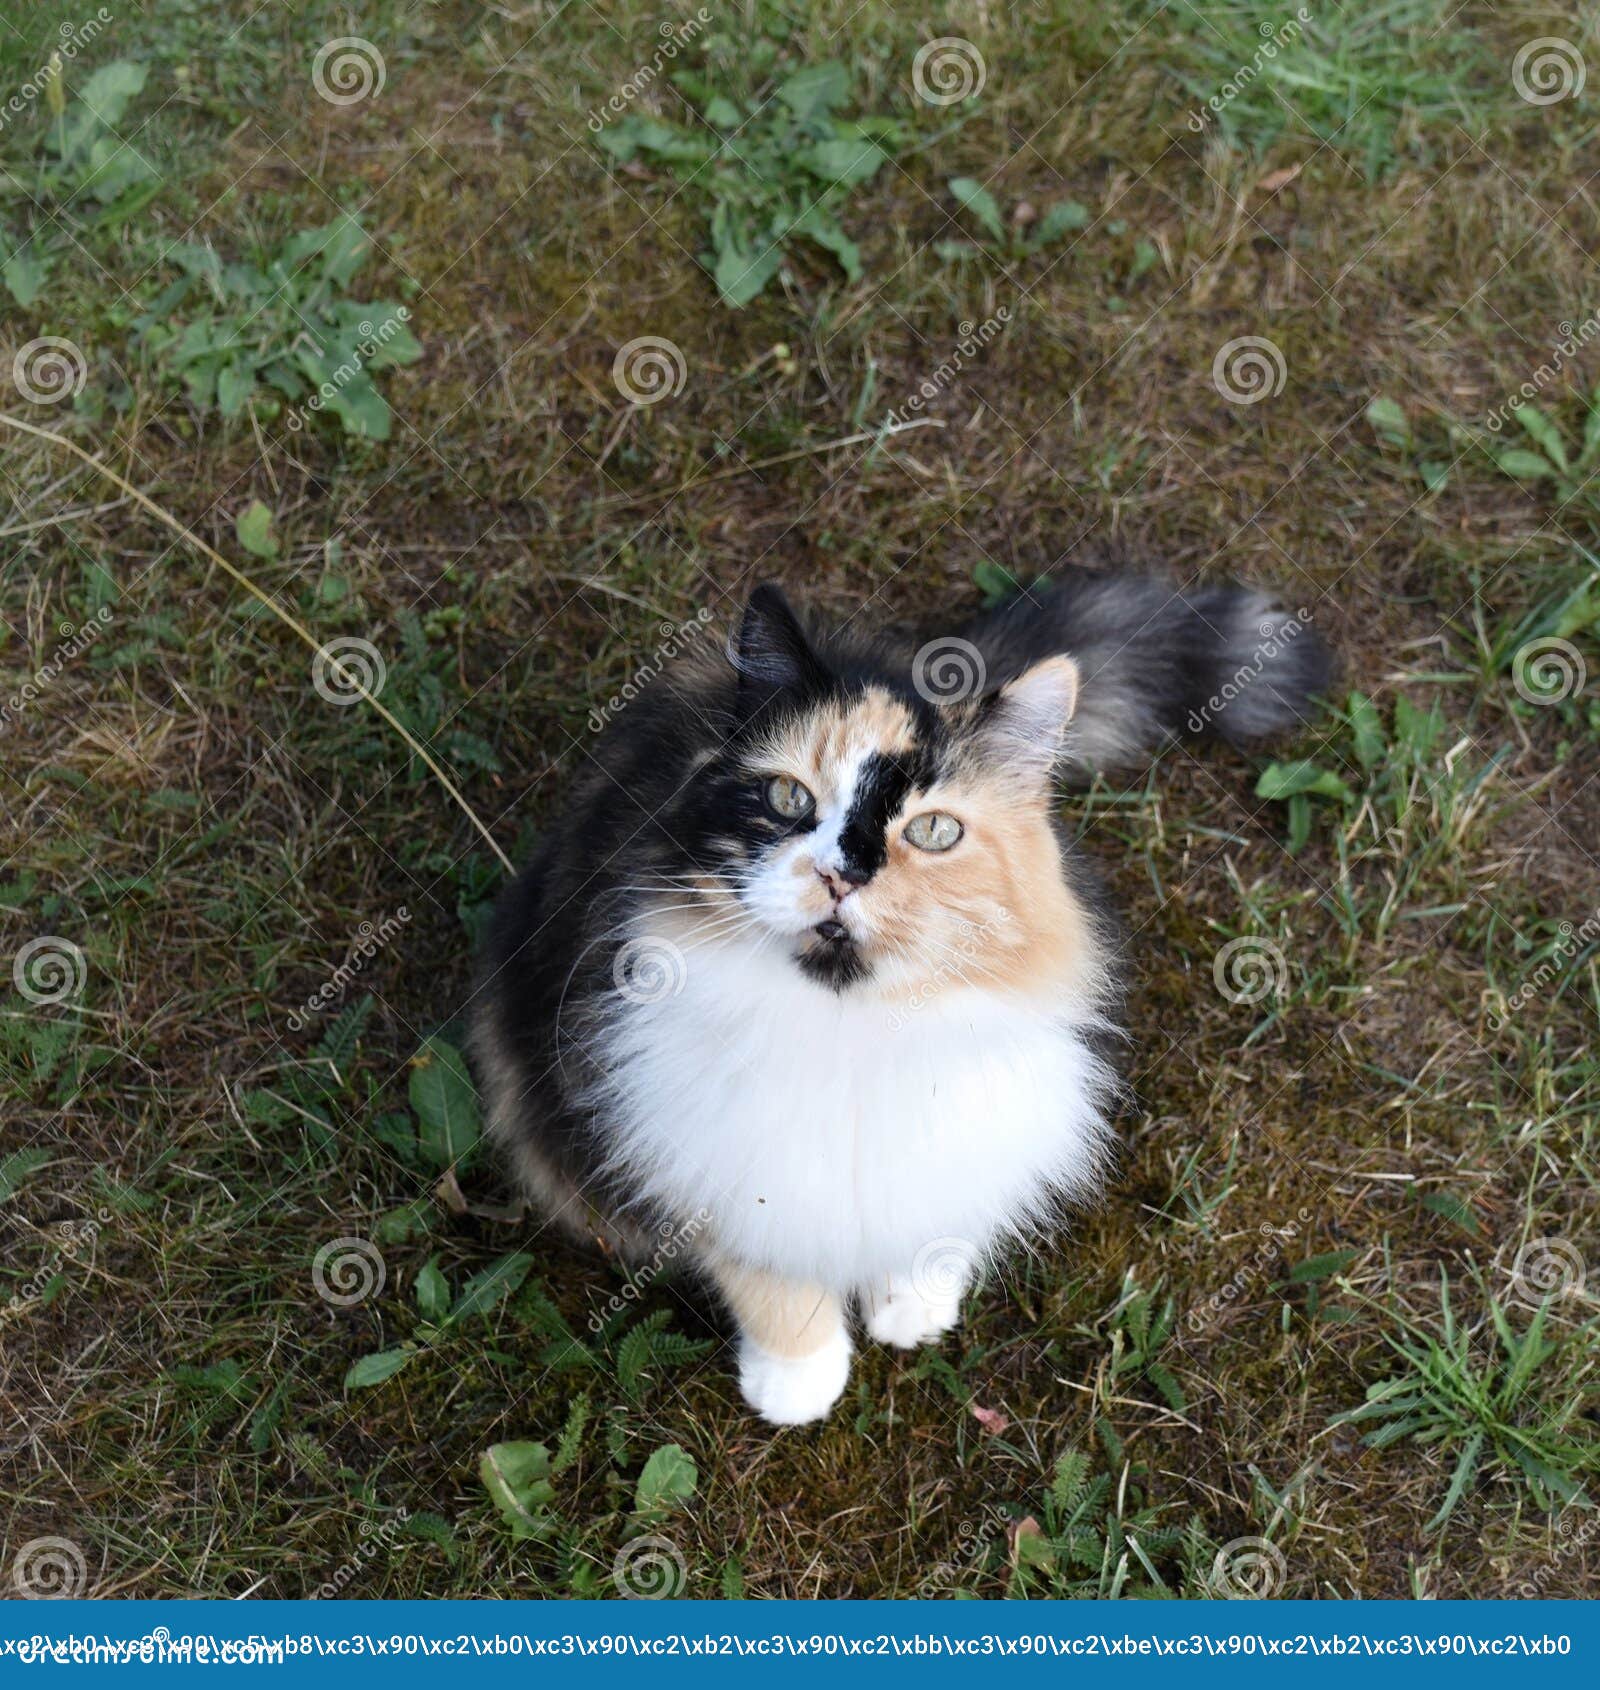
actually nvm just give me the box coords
[1254,165,1303,195]
[971,1402,1010,1435]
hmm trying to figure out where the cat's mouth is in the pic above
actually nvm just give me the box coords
[796,917,869,989]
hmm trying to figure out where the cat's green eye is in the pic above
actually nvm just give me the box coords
[765,775,815,821]
[904,811,963,852]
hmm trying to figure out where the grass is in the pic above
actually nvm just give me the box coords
[2,0,1598,1600]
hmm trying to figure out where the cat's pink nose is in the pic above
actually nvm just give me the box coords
[817,866,864,901]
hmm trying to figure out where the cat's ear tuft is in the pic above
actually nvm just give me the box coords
[976,655,1080,778]
[734,585,829,701]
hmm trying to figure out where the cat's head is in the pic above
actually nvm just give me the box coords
[669,586,1100,1004]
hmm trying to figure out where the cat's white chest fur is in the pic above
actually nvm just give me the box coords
[588,929,1115,1290]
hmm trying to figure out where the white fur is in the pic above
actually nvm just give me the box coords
[738,1325,852,1424]
[863,1270,967,1348]
[584,922,1116,1295]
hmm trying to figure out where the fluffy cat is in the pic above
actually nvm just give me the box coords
[472,570,1329,1424]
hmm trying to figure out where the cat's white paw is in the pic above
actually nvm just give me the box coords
[864,1276,964,1349]
[738,1327,851,1426]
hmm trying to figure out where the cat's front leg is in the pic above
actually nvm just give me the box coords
[861,1253,972,1349]
[705,1255,851,1426]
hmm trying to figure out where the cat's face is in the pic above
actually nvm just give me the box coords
[676,588,1095,1003]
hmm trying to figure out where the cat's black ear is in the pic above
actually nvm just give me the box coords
[975,655,1079,779]
[734,585,829,703]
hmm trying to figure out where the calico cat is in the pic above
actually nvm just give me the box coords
[472,570,1328,1424]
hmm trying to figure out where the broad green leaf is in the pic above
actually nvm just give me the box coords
[310,365,393,440]
[374,1197,432,1244]
[702,95,741,127]
[948,176,1005,243]
[2,249,48,307]
[409,1036,481,1168]
[234,499,278,559]
[1284,791,1312,855]
[713,236,783,308]
[1254,759,1354,805]
[76,136,159,204]
[1514,404,1568,472]
[479,1442,556,1540]
[1287,1249,1360,1283]
[795,138,885,188]
[1584,384,1600,461]
[56,60,147,161]
[1364,395,1410,448]
[0,1148,55,1204]
[447,1252,534,1323]
[1419,458,1450,492]
[1417,1190,1482,1237]
[793,207,860,280]
[1392,694,1438,757]
[317,216,372,288]
[1494,448,1556,480]
[344,1346,415,1390]
[595,116,710,165]
[1031,200,1091,248]
[634,1443,699,1519]
[415,1259,451,1321]
[216,362,254,419]
[774,63,849,121]
[1347,690,1384,769]
[1425,1430,1484,1533]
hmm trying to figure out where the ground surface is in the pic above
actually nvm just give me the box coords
[2,0,1597,1600]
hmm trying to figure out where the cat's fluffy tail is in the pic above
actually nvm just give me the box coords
[956,570,1331,780]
